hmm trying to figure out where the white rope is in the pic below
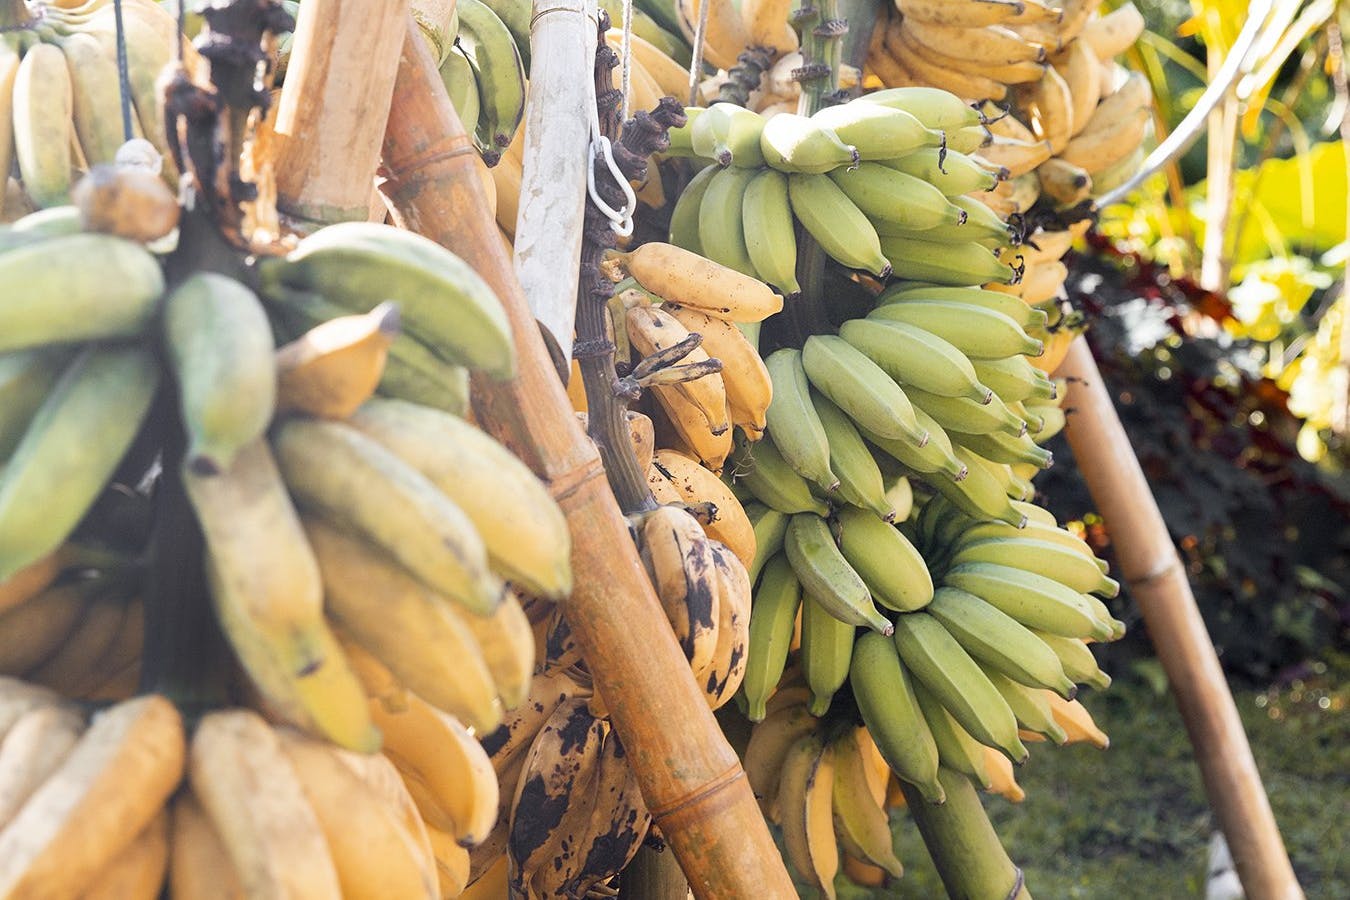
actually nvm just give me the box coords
[688,0,712,107]
[584,0,636,236]
[620,0,635,124]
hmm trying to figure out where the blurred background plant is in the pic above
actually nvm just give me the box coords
[1047,0,1350,684]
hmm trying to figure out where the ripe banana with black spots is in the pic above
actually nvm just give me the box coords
[618,242,783,322]
[652,449,756,568]
[639,505,721,676]
[626,304,731,437]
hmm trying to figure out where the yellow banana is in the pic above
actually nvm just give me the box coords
[701,542,752,709]
[189,709,342,900]
[1080,2,1147,60]
[1052,38,1102,137]
[665,303,773,438]
[675,0,751,71]
[277,729,440,899]
[1037,156,1092,206]
[777,735,839,899]
[79,809,168,900]
[168,791,246,900]
[0,703,85,830]
[371,692,500,846]
[651,449,756,569]
[626,304,731,436]
[616,243,783,323]
[0,695,184,899]
[650,381,734,473]
[275,301,401,420]
[459,589,535,712]
[272,418,504,615]
[12,43,74,209]
[304,517,504,733]
[346,397,572,599]
[1020,63,1075,153]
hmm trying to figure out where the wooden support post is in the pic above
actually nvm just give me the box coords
[378,25,797,900]
[1059,336,1303,900]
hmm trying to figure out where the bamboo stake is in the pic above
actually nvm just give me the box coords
[513,0,597,375]
[1058,336,1303,900]
[379,25,797,899]
[271,0,410,224]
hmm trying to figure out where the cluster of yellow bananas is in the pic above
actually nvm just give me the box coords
[0,0,186,217]
[0,684,508,898]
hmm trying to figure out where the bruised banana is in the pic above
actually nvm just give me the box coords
[275,301,400,420]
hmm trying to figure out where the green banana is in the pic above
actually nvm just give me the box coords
[162,272,276,476]
[1082,591,1127,641]
[741,168,800,295]
[869,300,1042,359]
[980,664,1069,744]
[891,612,1028,763]
[697,165,759,277]
[946,124,993,154]
[831,729,905,878]
[668,163,718,253]
[877,283,1049,330]
[858,409,968,483]
[952,195,1018,245]
[857,86,984,131]
[811,101,944,161]
[743,554,802,722]
[926,446,1027,527]
[810,392,895,522]
[1030,404,1067,444]
[257,221,515,378]
[827,163,966,231]
[879,236,1016,286]
[730,432,830,516]
[0,234,163,353]
[764,349,838,493]
[903,385,1028,438]
[1030,629,1112,691]
[0,346,159,580]
[786,174,891,278]
[800,593,856,716]
[835,506,934,613]
[1008,400,1045,435]
[482,0,532,71]
[969,355,1057,403]
[951,536,1119,598]
[912,680,993,790]
[691,102,766,167]
[926,587,1076,698]
[784,513,892,635]
[801,335,927,447]
[746,503,790,587]
[438,44,482,143]
[838,318,992,405]
[454,0,527,158]
[850,631,945,804]
[943,562,1117,641]
[882,148,999,196]
[0,349,75,459]
[759,113,859,174]
[271,418,505,615]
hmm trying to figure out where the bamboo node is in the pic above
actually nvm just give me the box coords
[647,763,747,824]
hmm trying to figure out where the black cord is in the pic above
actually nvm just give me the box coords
[112,0,134,142]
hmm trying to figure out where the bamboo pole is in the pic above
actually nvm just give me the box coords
[378,25,797,899]
[271,0,410,223]
[1058,336,1303,900]
[512,0,596,375]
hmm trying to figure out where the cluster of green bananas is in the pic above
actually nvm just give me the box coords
[0,0,184,216]
[666,87,1026,292]
[413,0,527,166]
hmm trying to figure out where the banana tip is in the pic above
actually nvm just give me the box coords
[187,453,222,477]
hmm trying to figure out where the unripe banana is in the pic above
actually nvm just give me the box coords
[883,147,1000,196]
[0,349,75,460]
[0,233,163,353]
[850,631,944,804]
[892,612,1028,763]
[759,113,859,174]
[785,514,892,635]
[912,680,993,790]
[0,346,157,580]
[12,43,73,209]
[745,503,789,586]
[691,101,766,167]
[829,162,967,231]
[697,165,760,277]
[764,348,838,493]
[857,85,984,130]
[981,665,1069,743]
[800,592,855,716]
[787,173,891,278]
[729,432,830,516]
[838,318,992,405]
[876,283,1048,330]
[869,300,1042,359]
[743,553,802,722]
[739,167,801,296]
[668,163,717,254]
[455,0,527,155]
[927,586,1077,698]
[802,335,928,446]
[810,392,896,521]
[812,101,944,161]
[879,235,1017,285]
[943,562,1116,641]
[1031,629,1112,690]
[836,506,934,613]
[163,272,276,475]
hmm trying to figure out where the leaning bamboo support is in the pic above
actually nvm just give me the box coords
[378,24,797,899]
[1058,336,1303,899]
[271,0,410,223]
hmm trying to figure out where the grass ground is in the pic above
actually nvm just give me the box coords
[833,654,1349,899]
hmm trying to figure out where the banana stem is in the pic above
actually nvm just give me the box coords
[901,767,1033,900]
